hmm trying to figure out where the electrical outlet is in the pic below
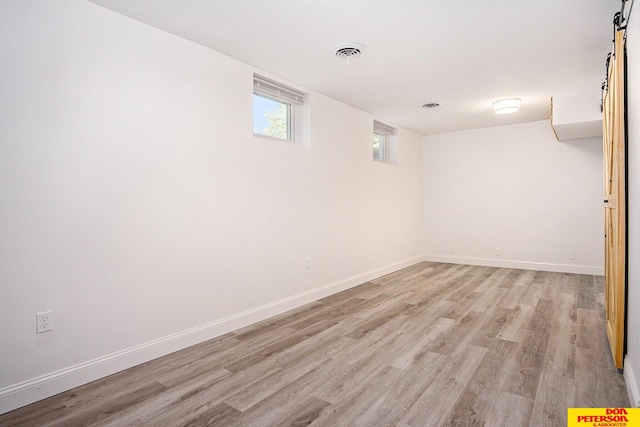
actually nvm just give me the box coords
[305,257,311,270]
[36,311,52,333]
[495,247,501,257]
[569,251,577,260]
[450,244,457,254]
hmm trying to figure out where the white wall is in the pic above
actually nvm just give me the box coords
[423,120,603,274]
[0,0,424,413]
[625,1,640,408]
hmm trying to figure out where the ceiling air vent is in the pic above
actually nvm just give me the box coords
[332,43,367,60]
[422,103,440,109]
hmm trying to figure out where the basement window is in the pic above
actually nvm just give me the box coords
[253,74,308,145]
[373,120,397,164]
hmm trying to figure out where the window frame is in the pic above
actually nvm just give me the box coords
[253,92,293,141]
[373,131,386,161]
[373,120,397,163]
[253,74,305,144]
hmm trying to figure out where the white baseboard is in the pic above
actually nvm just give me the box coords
[423,254,604,276]
[625,355,640,408]
[0,254,425,415]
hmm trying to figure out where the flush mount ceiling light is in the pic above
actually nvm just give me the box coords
[331,43,367,62]
[493,98,521,114]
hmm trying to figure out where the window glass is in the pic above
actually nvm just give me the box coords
[253,94,291,140]
[373,132,385,160]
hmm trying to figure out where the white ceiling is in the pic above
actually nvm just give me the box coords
[87,0,620,135]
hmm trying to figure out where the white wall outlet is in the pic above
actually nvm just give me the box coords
[450,244,457,253]
[569,251,577,260]
[495,247,501,257]
[305,257,311,270]
[36,311,52,333]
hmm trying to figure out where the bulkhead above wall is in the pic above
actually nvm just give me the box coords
[551,93,603,141]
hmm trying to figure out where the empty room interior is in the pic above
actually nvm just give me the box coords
[1,0,640,425]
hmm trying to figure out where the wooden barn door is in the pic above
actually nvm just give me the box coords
[602,30,626,370]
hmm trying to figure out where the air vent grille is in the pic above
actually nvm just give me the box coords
[332,43,367,59]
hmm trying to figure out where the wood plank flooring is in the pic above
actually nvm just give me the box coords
[0,262,629,426]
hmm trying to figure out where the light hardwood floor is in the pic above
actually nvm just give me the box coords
[0,262,629,426]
